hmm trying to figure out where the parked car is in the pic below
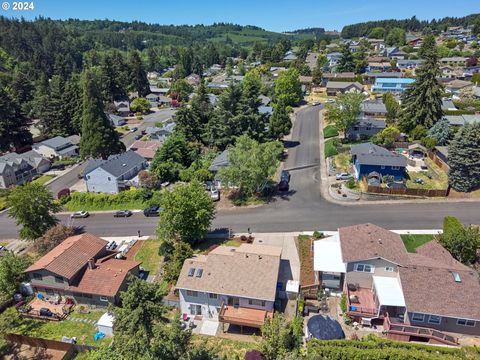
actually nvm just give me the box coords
[70,211,89,219]
[278,180,289,192]
[114,210,133,217]
[134,134,142,140]
[130,127,138,133]
[143,205,162,217]
[414,178,425,185]
[210,189,220,201]
[336,173,353,181]
[281,170,291,183]
[106,241,117,251]
[312,102,321,106]
[325,99,336,104]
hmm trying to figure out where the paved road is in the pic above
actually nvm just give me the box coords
[1,106,479,239]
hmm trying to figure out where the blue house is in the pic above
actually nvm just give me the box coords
[351,143,406,181]
[372,78,415,93]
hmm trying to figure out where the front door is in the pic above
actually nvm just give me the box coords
[228,297,240,307]
[190,304,202,315]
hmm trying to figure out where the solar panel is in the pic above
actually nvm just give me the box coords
[196,268,203,278]
[188,268,195,277]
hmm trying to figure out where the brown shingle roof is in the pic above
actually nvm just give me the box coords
[412,240,470,271]
[67,258,140,297]
[339,223,409,265]
[175,244,281,301]
[25,234,107,280]
[400,266,480,320]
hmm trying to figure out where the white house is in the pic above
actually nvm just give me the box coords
[33,136,79,160]
[175,244,282,332]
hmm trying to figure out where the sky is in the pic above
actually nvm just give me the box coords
[2,0,479,32]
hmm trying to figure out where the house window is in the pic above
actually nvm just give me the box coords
[385,266,394,272]
[411,313,425,322]
[391,166,400,170]
[380,165,385,169]
[457,319,475,327]
[428,315,442,324]
[87,175,90,179]
[186,290,198,297]
[99,296,109,302]
[33,273,43,280]
[248,299,253,305]
[354,263,374,273]
[83,293,93,299]
[54,276,63,283]
[365,127,371,131]
[208,293,218,299]
[261,301,266,307]
[108,177,111,181]
[353,127,359,131]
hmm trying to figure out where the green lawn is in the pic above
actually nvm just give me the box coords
[323,125,339,139]
[1,308,109,347]
[324,138,338,158]
[400,234,434,253]
[193,335,258,359]
[63,190,161,211]
[406,158,448,190]
[134,240,162,274]
[32,174,56,186]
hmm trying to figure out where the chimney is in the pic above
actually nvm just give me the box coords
[87,258,96,270]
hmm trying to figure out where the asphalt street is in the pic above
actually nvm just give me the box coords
[1,106,479,239]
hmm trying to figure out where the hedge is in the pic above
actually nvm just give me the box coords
[324,125,339,139]
[324,138,339,158]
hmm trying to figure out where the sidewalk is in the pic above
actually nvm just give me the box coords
[317,110,480,206]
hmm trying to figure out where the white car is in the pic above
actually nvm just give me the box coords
[210,189,220,201]
[335,173,353,181]
[70,211,90,219]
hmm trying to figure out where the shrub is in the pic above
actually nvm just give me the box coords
[340,293,347,313]
[324,138,339,158]
[345,178,356,189]
[313,231,323,239]
[323,125,339,139]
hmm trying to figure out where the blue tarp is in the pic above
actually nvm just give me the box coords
[94,332,105,341]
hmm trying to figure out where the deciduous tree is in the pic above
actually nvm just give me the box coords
[0,253,31,299]
[0,86,32,152]
[274,69,302,107]
[35,224,75,255]
[325,92,365,138]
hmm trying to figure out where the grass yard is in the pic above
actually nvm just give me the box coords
[193,335,259,359]
[406,158,448,190]
[194,238,242,254]
[1,308,109,347]
[70,309,105,322]
[334,152,351,173]
[400,234,434,253]
[134,240,161,274]
[297,235,315,285]
[32,174,56,186]
[324,138,338,158]
[323,125,339,139]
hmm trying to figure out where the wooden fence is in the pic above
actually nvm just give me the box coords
[366,185,447,197]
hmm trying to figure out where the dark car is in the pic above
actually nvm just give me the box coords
[114,210,133,217]
[278,180,289,192]
[143,205,162,217]
[134,134,142,140]
[281,170,291,183]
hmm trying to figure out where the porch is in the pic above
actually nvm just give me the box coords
[218,303,273,333]
[346,286,378,318]
[18,296,74,321]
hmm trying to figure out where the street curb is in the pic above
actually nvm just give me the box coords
[317,110,480,206]
[58,209,143,215]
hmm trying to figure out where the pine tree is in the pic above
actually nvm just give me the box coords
[269,101,292,140]
[448,123,480,192]
[0,87,32,152]
[128,50,149,97]
[337,44,355,73]
[79,71,125,159]
[62,74,83,134]
[399,35,443,133]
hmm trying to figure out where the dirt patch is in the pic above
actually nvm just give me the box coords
[214,189,266,210]
[295,235,315,286]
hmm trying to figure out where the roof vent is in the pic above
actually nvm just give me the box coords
[122,163,127,167]
[378,239,383,244]
[188,268,195,277]
[452,272,461,283]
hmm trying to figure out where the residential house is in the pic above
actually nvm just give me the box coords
[113,98,130,116]
[106,113,126,127]
[32,136,79,160]
[366,62,392,72]
[313,223,480,340]
[258,105,273,116]
[372,78,415,93]
[360,101,388,118]
[283,50,297,61]
[25,233,140,306]
[186,74,201,86]
[439,66,463,79]
[443,114,480,126]
[145,122,175,141]
[270,67,287,78]
[0,150,51,188]
[299,76,313,84]
[367,39,385,52]
[149,86,169,95]
[326,52,342,68]
[463,65,480,78]
[351,143,406,180]
[440,57,468,67]
[383,47,406,60]
[208,150,229,174]
[321,72,355,86]
[346,118,386,141]
[306,52,319,71]
[175,244,282,331]
[130,140,161,160]
[84,150,147,193]
[441,99,457,111]
[364,72,403,85]
[259,95,271,106]
[396,59,424,70]
[445,79,473,96]
[326,81,363,96]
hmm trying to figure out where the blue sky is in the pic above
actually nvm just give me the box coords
[2,0,479,32]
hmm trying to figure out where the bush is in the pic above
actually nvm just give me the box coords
[313,231,323,239]
[324,138,338,158]
[323,125,339,139]
[345,178,356,189]
[340,293,347,313]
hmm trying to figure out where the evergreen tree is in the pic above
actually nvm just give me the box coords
[62,73,83,134]
[399,35,443,133]
[0,86,32,152]
[175,106,201,143]
[337,44,355,73]
[269,101,292,140]
[427,118,450,145]
[128,50,149,97]
[448,123,480,192]
[190,81,212,126]
[79,71,125,159]
[353,46,368,74]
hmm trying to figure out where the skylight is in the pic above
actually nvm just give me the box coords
[188,268,195,277]
[196,268,203,278]
[452,272,461,283]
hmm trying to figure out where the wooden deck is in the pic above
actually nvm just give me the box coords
[19,297,73,321]
[218,303,273,329]
[346,287,378,318]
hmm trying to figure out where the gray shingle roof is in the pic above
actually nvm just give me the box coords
[354,118,387,129]
[351,143,406,167]
[85,150,146,178]
[361,101,387,114]
[326,81,363,90]
[40,136,73,150]
[208,150,229,172]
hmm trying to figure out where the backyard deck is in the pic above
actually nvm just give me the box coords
[346,287,378,318]
[219,304,273,331]
[19,297,74,321]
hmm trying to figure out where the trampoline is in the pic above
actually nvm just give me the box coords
[306,315,345,340]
